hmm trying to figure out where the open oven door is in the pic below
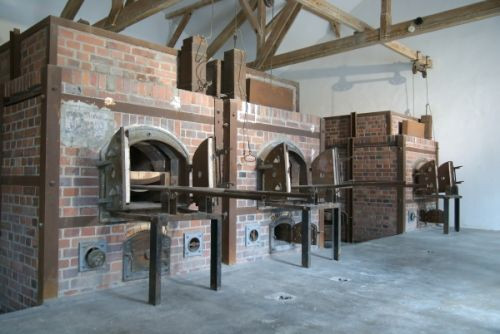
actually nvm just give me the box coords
[192,137,216,211]
[259,142,291,193]
[311,148,341,200]
[99,127,130,213]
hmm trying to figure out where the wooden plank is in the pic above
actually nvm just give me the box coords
[251,2,301,69]
[130,171,169,184]
[222,49,246,100]
[61,93,213,124]
[265,7,283,36]
[167,12,192,47]
[60,0,85,20]
[298,0,369,31]
[330,20,341,38]
[39,65,62,302]
[257,0,266,55]
[94,0,183,32]
[206,0,257,58]
[237,121,320,139]
[402,119,425,138]
[222,100,238,265]
[420,115,433,139]
[9,29,21,79]
[259,0,500,70]
[105,0,124,27]
[380,0,391,39]
[246,78,294,111]
[297,0,428,64]
[165,0,222,19]
[206,59,222,97]
[239,0,261,34]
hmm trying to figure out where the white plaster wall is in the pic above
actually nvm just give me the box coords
[276,0,500,230]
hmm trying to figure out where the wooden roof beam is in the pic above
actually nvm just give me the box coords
[257,0,266,55]
[60,0,85,20]
[167,12,192,47]
[206,0,258,59]
[330,20,341,38]
[259,0,500,70]
[251,1,301,69]
[165,0,222,19]
[94,0,182,32]
[239,0,262,34]
[265,7,282,36]
[380,0,391,39]
[105,0,125,27]
[294,0,430,65]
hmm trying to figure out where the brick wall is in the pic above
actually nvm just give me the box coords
[404,136,438,231]
[1,72,44,311]
[325,112,438,242]
[54,21,221,295]
[20,29,47,78]
[0,49,9,83]
[56,26,178,109]
[324,115,350,143]
[0,185,39,313]
[235,102,321,262]
[57,98,215,294]
[1,96,42,176]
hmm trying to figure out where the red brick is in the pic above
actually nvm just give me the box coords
[81,227,96,236]
[63,228,80,238]
[76,34,104,47]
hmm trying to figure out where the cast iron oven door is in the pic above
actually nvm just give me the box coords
[414,160,438,196]
[311,148,341,200]
[123,229,170,281]
[99,125,190,215]
[257,141,308,193]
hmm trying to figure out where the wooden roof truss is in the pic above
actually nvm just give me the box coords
[59,0,500,76]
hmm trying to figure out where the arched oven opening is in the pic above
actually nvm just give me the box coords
[257,140,308,192]
[99,125,191,220]
[269,216,295,253]
[129,139,188,203]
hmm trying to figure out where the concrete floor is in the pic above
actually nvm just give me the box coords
[1,227,499,334]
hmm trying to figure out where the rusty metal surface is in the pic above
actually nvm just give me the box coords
[192,137,215,210]
[438,161,462,194]
[123,230,170,281]
[39,65,62,302]
[246,78,294,111]
[259,142,290,192]
[420,209,444,223]
[414,160,438,196]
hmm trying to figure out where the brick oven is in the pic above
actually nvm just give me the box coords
[324,112,438,242]
[0,15,445,315]
[0,16,319,313]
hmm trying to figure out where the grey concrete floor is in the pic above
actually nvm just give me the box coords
[1,226,499,334]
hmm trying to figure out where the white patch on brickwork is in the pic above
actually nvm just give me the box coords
[60,100,115,149]
[170,94,181,110]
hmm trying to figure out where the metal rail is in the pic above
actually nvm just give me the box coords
[130,185,317,201]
